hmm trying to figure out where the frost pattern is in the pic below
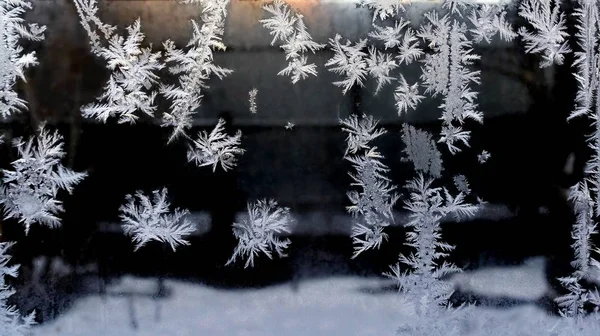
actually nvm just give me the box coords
[249,88,258,114]
[555,182,600,317]
[160,0,232,142]
[341,114,399,257]
[187,118,245,172]
[477,149,490,163]
[325,35,368,95]
[260,0,325,84]
[120,188,195,251]
[394,75,424,115]
[369,19,423,66]
[518,0,571,68]
[400,123,443,179]
[359,0,407,22]
[387,174,478,315]
[341,113,385,155]
[226,199,294,268]
[0,242,35,336]
[568,0,599,120]
[468,4,517,44]
[453,174,471,194]
[418,11,482,155]
[0,0,45,118]
[73,0,163,124]
[366,46,397,94]
[0,126,87,234]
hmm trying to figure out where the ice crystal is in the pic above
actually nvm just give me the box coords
[394,75,424,115]
[261,0,325,84]
[518,0,571,68]
[468,4,516,44]
[418,11,482,154]
[400,124,443,178]
[120,188,195,251]
[187,118,245,172]
[477,149,490,163]
[249,88,258,114]
[325,35,368,95]
[341,114,399,257]
[0,242,36,336]
[161,0,232,142]
[74,0,163,124]
[0,126,86,234]
[227,199,294,268]
[0,0,45,118]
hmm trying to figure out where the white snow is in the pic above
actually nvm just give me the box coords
[449,256,549,300]
[30,258,599,335]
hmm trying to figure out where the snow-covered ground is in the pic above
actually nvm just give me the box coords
[31,257,600,336]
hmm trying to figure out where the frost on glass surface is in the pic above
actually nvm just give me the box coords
[568,0,599,121]
[468,3,517,44]
[248,88,258,114]
[227,199,294,268]
[260,0,325,84]
[359,0,408,22]
[554,182,600,317]
[477,149,491,163]
[387,174,478,314]
[73,0,163,124]
[341,114,399,257]
[0,242,35,336]
[0,126,86,234]
[325,35,369,95]
[369,18,423,66]
[418,11,482,154]
[518,0,571,68]
[400,123,443,178]
[394,75,424,115]
[187,118,245,172]
[453,174,471,194]
[120,188,195,251]
[557,0,600,319]
[365,46,398,94]
[0,0,45,118]
[161,0,232,142]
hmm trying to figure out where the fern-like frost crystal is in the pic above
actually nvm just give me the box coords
[568,0,599,120]
[0,126,87,234]
[394,75,424,115]
[325,35,368,95]
[161,0,232,141]
[74,0,163,124]
[418,11,482,154]
[400,124,443,178]
[248,88,258,114]
[555,181,600,317]
[341,114,399,257]
[227,199,294,268]
[387,174,478,314]
[120,188,195,251]
[187,118,245,172]
[518,0,571,68]
[260,0,325,84]
[359,0,408,22]
[468,4,516,44]
[0,0,46,118]
[366,46,397,94]
[0,242,35,336]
